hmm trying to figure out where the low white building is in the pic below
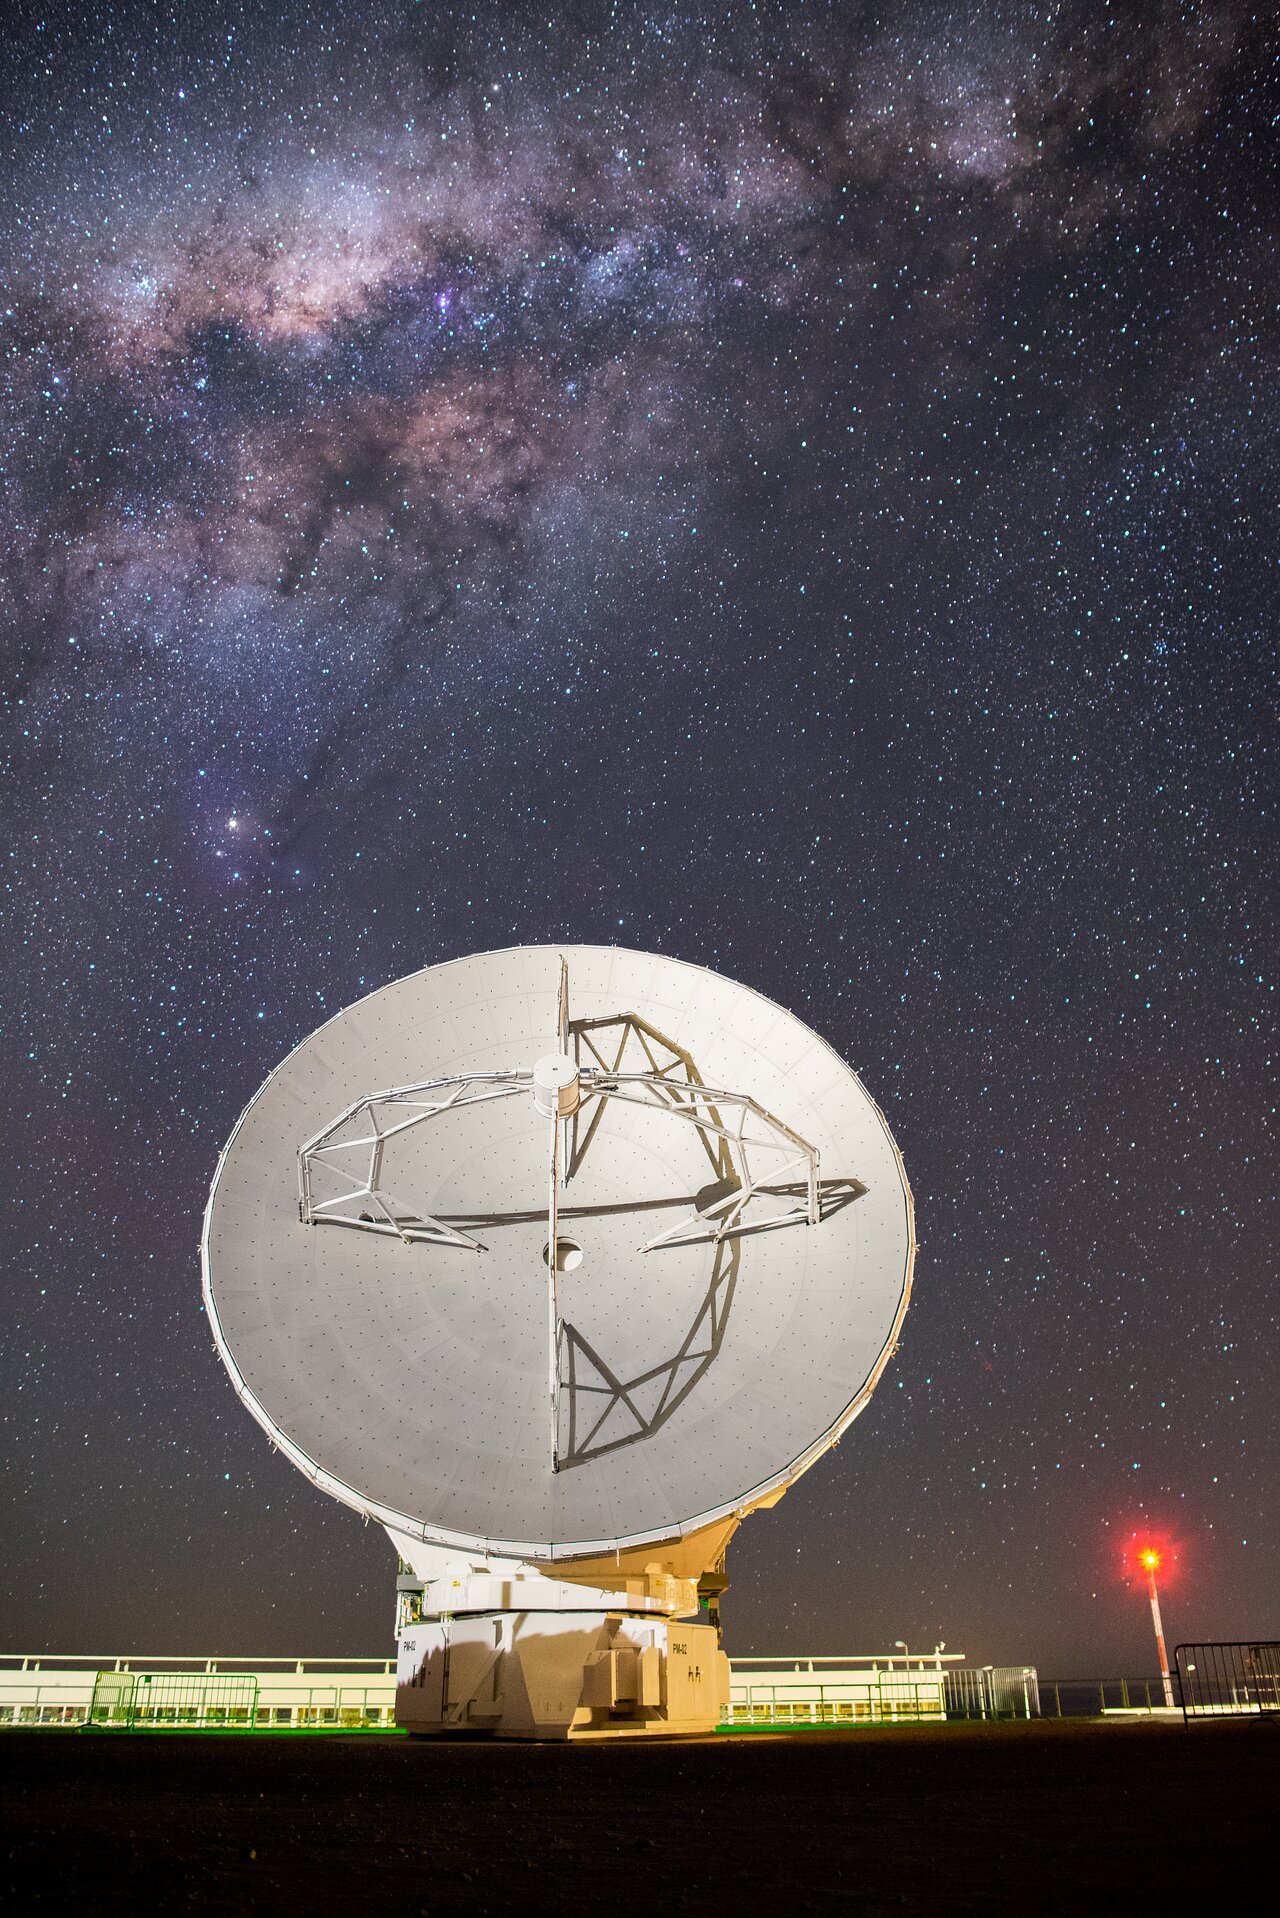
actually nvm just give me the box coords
[727,1654,957,1725]
[0,1655,398,1730]
[0,1650,980,1732]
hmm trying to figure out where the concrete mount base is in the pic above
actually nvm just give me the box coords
[396,1612,728,1741]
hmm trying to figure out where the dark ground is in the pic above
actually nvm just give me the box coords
[2,1718,1276,1914]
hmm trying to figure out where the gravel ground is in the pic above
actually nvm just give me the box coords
[2,1717,1276,1913]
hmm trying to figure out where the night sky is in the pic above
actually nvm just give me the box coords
[2,1,1276,1679]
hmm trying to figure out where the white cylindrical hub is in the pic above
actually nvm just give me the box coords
[533,1052,580,1119]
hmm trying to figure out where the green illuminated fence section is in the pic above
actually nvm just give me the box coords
[89,1671,136,1726]
[132,1672,258,1726]
[90,1670,257,1728]
[79,1673,396,1730]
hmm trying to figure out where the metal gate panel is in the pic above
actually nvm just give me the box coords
[132,1672,258,1726]
[1175,1642,1280,1720]
[89,1671,137,1725]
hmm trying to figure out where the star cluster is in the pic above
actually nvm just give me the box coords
[1,1,1276,1674]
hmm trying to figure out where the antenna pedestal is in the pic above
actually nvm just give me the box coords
[389,1535,723,1739]
[395,1606,725,1741]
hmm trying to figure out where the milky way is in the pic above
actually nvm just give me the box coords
[2,1,1276,1673]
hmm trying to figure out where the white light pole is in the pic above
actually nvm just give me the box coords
[1139,1548,1175,1708]
[893,1640,910,1717]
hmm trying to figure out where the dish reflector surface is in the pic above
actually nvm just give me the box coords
[202,946,913,1557]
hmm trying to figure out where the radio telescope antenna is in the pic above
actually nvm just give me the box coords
[202,946,914,1739]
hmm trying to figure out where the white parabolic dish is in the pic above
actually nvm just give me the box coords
[201,946,914,1561]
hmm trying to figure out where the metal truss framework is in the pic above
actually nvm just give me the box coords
[298,1074,530,1249]
[567,1010,820,1246]
[296,969,827,1467]
[299,1037,819,1252]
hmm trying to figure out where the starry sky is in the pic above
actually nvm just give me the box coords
[2,0,1276,1678]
